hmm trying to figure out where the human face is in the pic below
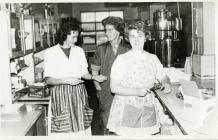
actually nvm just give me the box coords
[65,30,79,46]
[105,24,119,42]
[128,29,145,51]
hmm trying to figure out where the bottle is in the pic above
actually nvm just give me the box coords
[184,57,191,75]
[10,60,18,74]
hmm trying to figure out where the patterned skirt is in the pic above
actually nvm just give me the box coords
[49,84,88,133]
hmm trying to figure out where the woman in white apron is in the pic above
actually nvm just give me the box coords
[107,20,172,136]
[44,21,106,136]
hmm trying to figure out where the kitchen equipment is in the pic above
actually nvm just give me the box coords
[165,37,173,67]
[153,9,182,67]
[27,85,50,98]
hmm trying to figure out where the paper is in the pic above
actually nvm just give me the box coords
[164,68,191,83]
[179,79,200,98]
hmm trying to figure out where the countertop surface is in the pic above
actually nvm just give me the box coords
[1,104,43,136]
[154,77,217,135]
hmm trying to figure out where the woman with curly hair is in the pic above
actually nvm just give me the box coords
[107,20,172,136]
[91,16,131,135]
[44,20,106,136]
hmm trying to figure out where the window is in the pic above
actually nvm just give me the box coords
[81,11,123,46]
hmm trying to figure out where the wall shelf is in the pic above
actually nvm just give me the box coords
[12,86,29,93]
[34,60,44,66]
[25,49,34,54]
[0,9,59,105]
[10,49,34,60]
[11,52,25,60]
[17,66,29,73]
[34,47,45,53]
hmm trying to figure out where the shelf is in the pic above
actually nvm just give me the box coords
[34,48,45,54]
[17,65,29,73]
[25,49,34,54]
[18,94,50,101]
[12,86,29,93]
[34,60,44,66]
[34,46,50,54]
[0,11,60,105]
[34,47,44,53]
[10,49,34,60]
[12,87,29,103]
[17,94,50,105]
[11,51,25,60]
[12,95,22,103]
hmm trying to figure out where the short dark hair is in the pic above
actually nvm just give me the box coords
[57,20,81,45]
[102,16,124,35]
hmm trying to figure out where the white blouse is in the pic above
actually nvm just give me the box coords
[111,50,166,89]
[44,44,88,79]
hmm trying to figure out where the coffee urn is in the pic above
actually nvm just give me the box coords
[153,9,182,67]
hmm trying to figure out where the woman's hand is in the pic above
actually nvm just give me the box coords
[138,87,152,97]
[93,75,107,83]
[161,83,172,94]
[95,83,102,91]
[64,77,84,85]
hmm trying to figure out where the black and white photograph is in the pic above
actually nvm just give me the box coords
[0,0,217,139]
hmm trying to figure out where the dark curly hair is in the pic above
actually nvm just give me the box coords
[127,19,145,32]
[102,16,125,35]
[57,20,82,45]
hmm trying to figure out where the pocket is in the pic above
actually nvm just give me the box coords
[83,106,94,129]
[51,110,72,133]
[141,106,157,127]
[121,104,142,128]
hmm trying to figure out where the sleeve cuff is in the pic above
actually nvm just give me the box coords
[91,64,101,71]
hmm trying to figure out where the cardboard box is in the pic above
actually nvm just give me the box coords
[179,80,216,113]
[179,80,216,129]
[192,54,215,79]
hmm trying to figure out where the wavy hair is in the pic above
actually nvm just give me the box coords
[102,16,125,35]
[127,19,145,32]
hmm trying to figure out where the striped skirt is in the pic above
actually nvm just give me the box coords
[49,84,89,133]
